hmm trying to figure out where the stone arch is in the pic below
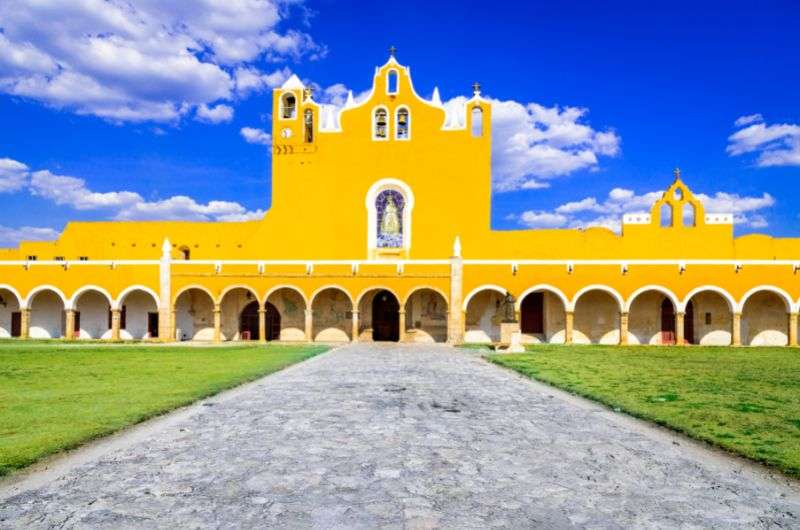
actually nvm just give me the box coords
[740,289,791,346]
[27,286,66,339]
[572,286,622,344]
[626,287,679,345]
[464,285,507,343]
[355,285,401,308]
[173,284,216,307]
[356,287,401,342]
[174,286,216,341]
[0,285,22,338]
[72,287,113,339]
[311,286,353,342]
[682,286,735,345]
[403,287,448,343]
[116,286,159,340]
[265,286,307,341]
[219,286,261,341]
[517,285,568,344]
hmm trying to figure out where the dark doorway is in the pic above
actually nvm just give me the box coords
[10,312,21,337]
[660,298,676,344]
[520,292,544,334]
[147,312,159,338]
[372,290,399,342]
[239,301,281,341]
[684,300,695,344]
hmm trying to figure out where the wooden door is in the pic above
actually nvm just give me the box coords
[10,312,21,337]
[660,298,676,344]
[684,300,695,345]
[372,290,399,342]
[147,312,159,338]
[521,292,544,334]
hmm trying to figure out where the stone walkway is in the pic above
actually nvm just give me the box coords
[1,344,799,529]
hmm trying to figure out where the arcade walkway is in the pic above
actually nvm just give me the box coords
[1,344,798,528]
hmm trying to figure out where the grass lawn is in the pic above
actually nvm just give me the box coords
[488,345,800,477]
[0,341,328,477]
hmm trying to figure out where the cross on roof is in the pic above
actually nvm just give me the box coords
[673,167,681,180]
[472,81,481,95]
[388,45,397,57]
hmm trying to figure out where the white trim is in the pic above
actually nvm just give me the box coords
[355,286,401,307]
[264,284,309,307]
[114,285,160,311]
[24,285,68,309]
[462,284,507,312]
[219,284,262,305]
[386,68,399,95]
[173,284,216,306]
[624,285,681,312]
[309,285,354,307]
[69,285,114,311]
[394,105,411,141]
[682,285,738,312]
[739,285,795,312]
[365,178,415,255]
[571,285,624,312]
[371,105,390,141]
[278,91,298,121]
[402,285,449,307]
[0,284,23,308]
[515,284,569,311]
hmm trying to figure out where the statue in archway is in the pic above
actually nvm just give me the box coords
[381,195,401,235]
[501,291,517,323]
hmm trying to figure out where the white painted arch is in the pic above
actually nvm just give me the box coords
[23,285,68,309]
[114,285,160,310]
[0,284,23,307]
[265,285,309,307]
[173,284,216,306]
[365,178,415,254]
[69,285,114,311]
[515,284,569,312]
[739,285,795,313]
[462,284,508,312]
[355,285,401,307]
[570,285,624,312]
[682,285,738,312]
[402,285,449,308]
[624,285,681,312]
[310,284,355,307]
[219,284,262,305]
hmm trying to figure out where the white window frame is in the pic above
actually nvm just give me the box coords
[386,69,399,95]
[279,92,297,120]
[372,105,390,141]
[395,106,411,141]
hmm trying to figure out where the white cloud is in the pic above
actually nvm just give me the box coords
[0,158,29,192]
[0,1,320,122]
[196,103,234,124]
[442,96,621,192]
[234,66,292,96]
[0,225,60,246]
[728,115,800,167]
[29,170,141,210]
[115,196,260,222]
[513,186,775,233]
[240,127,272,146]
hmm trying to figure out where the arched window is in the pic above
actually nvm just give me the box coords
[660,203,673,228]
[682,202,696,227]
[179,246,191,260]
[280,93,296,119]
[304,109,314,143]
[396,107,409,140]
[374,108,388,139]
[376,190,405,248]
[471,106,483,137]
[387,70,398,94]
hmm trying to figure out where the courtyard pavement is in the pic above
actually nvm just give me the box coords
[1,343,799,529]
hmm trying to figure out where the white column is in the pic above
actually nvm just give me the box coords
[158,238,172,342]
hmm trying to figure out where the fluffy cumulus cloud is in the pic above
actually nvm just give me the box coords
[0,157,266,244]
[0,0,321,122]
[442,96,621,191]
[240,126,272,146]
[728,114,800,167]
[510,187,775,233]
[195,103,234,124]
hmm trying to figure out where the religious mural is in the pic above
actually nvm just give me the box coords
[376,190,404,248]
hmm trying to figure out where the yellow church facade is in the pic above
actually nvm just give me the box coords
[1,54,799,347]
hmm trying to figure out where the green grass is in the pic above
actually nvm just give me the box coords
[488,345,800,477]
[0,341,328,477]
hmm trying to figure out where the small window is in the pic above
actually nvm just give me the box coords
[374,108,388,139]
[396,108,409,139]
[387,70,398,94]
[682,202,696,227]
[54,256,65,261]
[660,203,672,228]
[674,188,684,201]
[179,246,191,260]
[281,93,297,119]
[79,256,89,261]
[304,109,313,143]
[705,312,712,325]
[471,106,483,137]
[26,255,37,261]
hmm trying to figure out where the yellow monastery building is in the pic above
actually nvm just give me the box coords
[1,54,799,347]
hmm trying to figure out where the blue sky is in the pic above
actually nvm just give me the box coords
[0,0,798,245]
